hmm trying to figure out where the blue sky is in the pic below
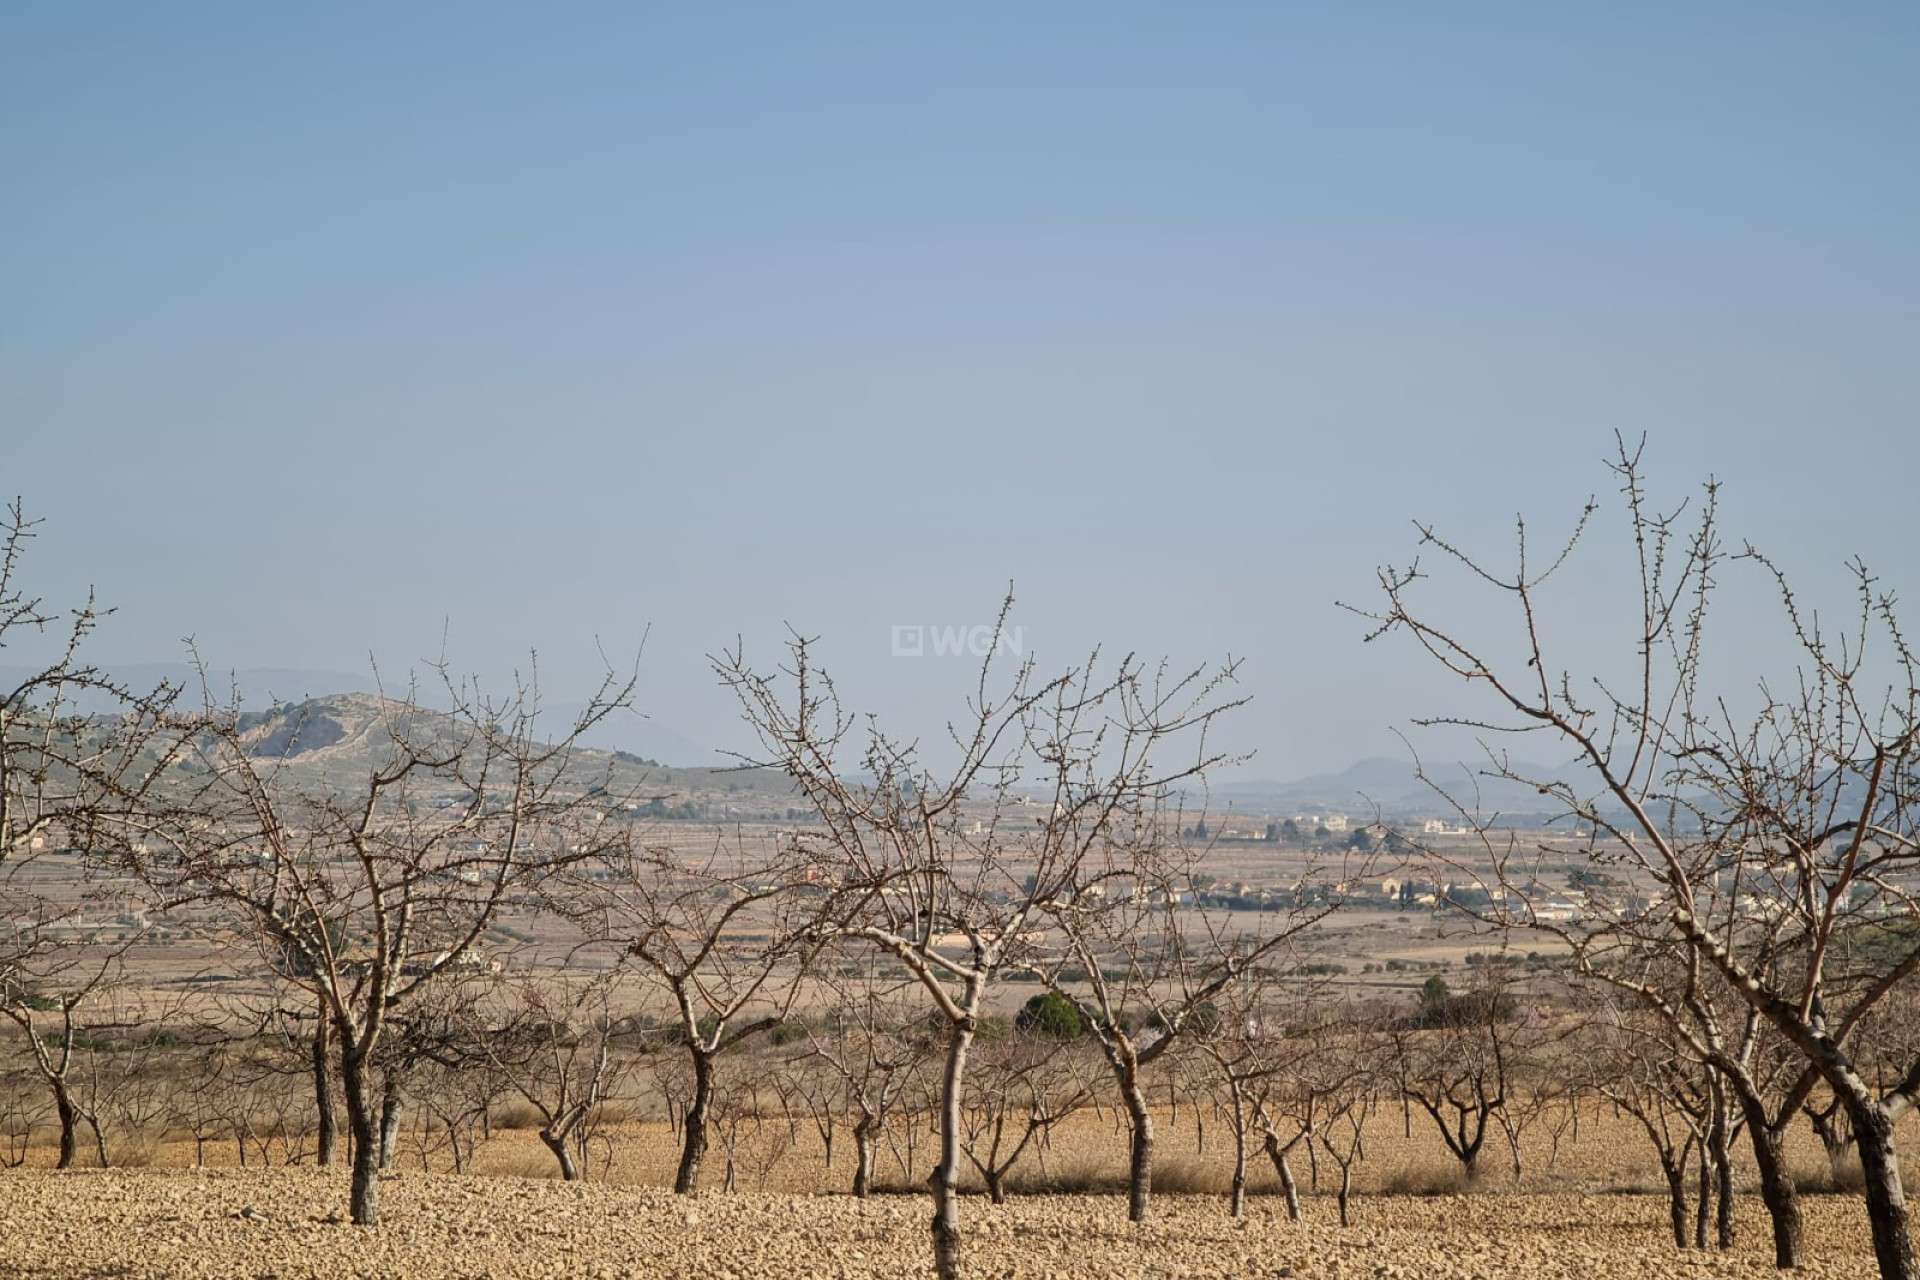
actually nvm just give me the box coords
[5,4,1917,776]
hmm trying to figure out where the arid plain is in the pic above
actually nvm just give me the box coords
[3,1103,1909,1278]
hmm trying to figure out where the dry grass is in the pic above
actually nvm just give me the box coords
[487,1099,545,1132]
[10,1095,1918,1223]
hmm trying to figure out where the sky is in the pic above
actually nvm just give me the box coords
[4,3,1918,778]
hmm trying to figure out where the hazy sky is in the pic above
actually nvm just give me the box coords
[5,4,1917,777]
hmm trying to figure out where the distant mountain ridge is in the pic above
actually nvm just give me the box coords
[0,664,1599,818]
[0,664,714,767]
[1210,756,1584,821]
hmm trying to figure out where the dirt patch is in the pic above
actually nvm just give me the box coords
[0,1167,1885,1280]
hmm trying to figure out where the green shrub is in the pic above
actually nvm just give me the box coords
[1015,992,1087,1040]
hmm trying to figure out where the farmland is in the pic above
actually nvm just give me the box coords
[0,1111,1899,1280]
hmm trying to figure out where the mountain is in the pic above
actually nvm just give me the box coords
[1208,756,1586,822]
[0,664,717,767]
[218,693,796,808]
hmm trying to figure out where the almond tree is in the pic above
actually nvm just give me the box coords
[718,608,1241,1280]
[1036,853,1335,1221]
[1589,1007,1738,1251]
[1431,831,1802,1255]
[957,1022,1093,1203]
[598,839,810,1193]
[127,665,638,1225]
[1357,436,1920,1280]
[1313,1077,1374,1228]
[0,1059,48,1166]
[0,500,192,1167]
[0,935,127,1167]
[802,973,932,1197]
[1193,981,1296,1219]
[1389,974,1516,1184]
[0,500,190,870]
[482,966,641,1181]
[1198,990,1376,1221]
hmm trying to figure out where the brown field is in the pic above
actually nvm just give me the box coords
[0,1165,1890,1279]
[1,1102,1911,1278]
[6,828,1906,1277]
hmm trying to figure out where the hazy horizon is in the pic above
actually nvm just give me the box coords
[8,5,1918,779]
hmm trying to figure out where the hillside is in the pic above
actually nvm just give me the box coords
[220,694,799,818]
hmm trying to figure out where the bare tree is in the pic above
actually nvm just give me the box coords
[1036,851,1334,1221]
[957,1023,1092,1203]
[1206,994,1378,1222]
[482,966,640,1181]
[599,838,809,1194]
[1193,981,1297,1219]
[126,664,638,1225]
[1314,1081,1373,1228]
[803,973,931,1197]
[0,500,193,1168]
[1390,972,1519,1184]
[719,607,1240,1280]
[0,1058,50,1167]
[1590,1007,1734,1251]
[0,500,190,869]
[369,983,508,1174]
[402,1041,504,1175]
[1356,435,1920,1279]
[0,937,129,1166]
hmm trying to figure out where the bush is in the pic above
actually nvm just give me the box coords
[1015,992,1087,1040]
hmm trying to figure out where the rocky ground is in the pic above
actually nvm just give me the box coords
[0,1166,1888,1280]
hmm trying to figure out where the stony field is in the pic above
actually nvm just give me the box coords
[0,1165,1892,1280]
[3,1107,1911,1278]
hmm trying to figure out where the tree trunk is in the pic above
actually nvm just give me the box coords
[1229,1128,1248,1219]
[1265,1135,1302,1222]
[1663,1156,1690,1251]
[1710,1081,1736,1251]
[542,1127,581,1181]
[675,1048,713,1195]
[312,1017,338,1167]
[52,1085,78,1171]
[1849,1099,1917,1280]
[341,1049,381,1227]
[1715,1136,1736,1252]
[1337,1163,1354,1228]
[1745,1116,1802,1269]
[1121,1070,1154,1223]
[931,1019,974,1280]
[1694,1140,1710,1251]
[377,1077,403,1171]
[853,1115,877,1199]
